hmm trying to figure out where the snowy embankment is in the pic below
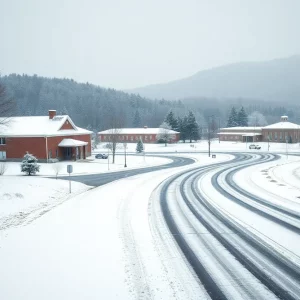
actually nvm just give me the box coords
[0,153,174,232]
[234,154,300,214]
[0,176,91,231]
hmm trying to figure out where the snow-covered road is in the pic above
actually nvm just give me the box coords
[1,151,300,299]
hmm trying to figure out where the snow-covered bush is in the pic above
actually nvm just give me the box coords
[136,138,144,153]
[0,163,7,175]
[21,152,40,175]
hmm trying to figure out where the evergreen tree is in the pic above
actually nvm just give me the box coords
[164,110,178,131]
[20,152,40,175]
[186,111,200,142]
[227,107,238,127]
[177,117,187,143]
[237,107,248,126]
[133,110,142,128]
[136,138,144,153]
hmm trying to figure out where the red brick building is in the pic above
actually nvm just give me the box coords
[262,116,300,143]
[218,116,300,143]
[0,110,92,161]
[98,127,180,144]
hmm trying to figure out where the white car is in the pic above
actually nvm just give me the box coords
[249,144,261,150]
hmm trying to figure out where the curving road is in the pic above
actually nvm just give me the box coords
[157,153,300,300]
[59,155,195,186]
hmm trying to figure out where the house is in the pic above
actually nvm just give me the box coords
[0,110,92,161]
[218,116,300,143]
[98,126,180,144]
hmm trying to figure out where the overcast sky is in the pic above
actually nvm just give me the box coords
[1,0,300,89]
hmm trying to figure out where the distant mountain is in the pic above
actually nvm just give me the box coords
[129,55,300,102]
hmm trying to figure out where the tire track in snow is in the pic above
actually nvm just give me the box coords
[159,153,300,300]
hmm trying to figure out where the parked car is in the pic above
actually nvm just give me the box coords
[95,153,108,159]
[249,144,261,150]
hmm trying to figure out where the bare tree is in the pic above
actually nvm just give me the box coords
[106,110,125,163]
[0,82,15,125]
[156,122,174,146]
[248,111,268,126]
[0,162,7,175]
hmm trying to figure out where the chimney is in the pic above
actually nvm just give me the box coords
[280,116,288,122]
[49,110,56,119]
[144,125,148,129]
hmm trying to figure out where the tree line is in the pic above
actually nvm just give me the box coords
[1,73,299,134]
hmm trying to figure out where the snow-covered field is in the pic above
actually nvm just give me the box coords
[1,141,300,299]
[106,139,300,154]
[1,153,171,176]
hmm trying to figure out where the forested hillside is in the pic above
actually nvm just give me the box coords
[0,74,185,131]
[1,74,299,132]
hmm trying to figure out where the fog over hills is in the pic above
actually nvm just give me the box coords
[129,55,300,103]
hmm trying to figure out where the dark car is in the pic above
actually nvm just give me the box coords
[95,153,108,159]
[249,144,261,150]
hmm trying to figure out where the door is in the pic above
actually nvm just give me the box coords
[64,147,72,160]
[0,151,6,160]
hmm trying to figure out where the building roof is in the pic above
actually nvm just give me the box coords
[221,126,262,131]
[0,115,92,137]
[58,138,88,147]
[217,132,262,136]
[263,121,300,130]
[98,128,179,134]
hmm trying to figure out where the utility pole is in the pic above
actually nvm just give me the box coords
[123,143,127,167]
[218,118,220,143]
[208,115,214,157]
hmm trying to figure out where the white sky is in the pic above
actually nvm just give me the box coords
[1,0,300,89]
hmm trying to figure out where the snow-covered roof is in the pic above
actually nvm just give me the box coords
[98,128,179,134]
[0,115,92,137]
[221,126,262,131]
[58,139,88,147]
[218,132,262,136]
[263,121,300,130]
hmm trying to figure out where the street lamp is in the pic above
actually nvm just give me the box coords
[123,143,127,167]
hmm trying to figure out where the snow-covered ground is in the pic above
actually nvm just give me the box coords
[0,153,230,300]
[103,139,300,154]
[1,154,171,176]
[1,140,300,299]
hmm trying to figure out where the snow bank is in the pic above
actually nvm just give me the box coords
[0,176,91,230]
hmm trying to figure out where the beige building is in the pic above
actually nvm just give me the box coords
[219,116,300,143]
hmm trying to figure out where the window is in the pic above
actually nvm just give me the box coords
[56,149,58,157]
[280,132,282,141]
[274,132,277,140]
[48,150,52,159]
[0,151,6,160]
[0,138,6,145]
